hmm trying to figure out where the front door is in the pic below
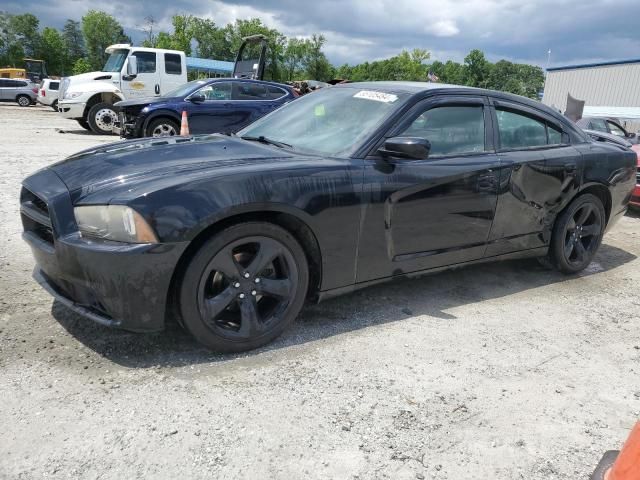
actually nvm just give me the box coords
[356,96,501,283]
[121,51,160,99]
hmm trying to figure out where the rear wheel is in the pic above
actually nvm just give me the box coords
[178,222,309,352]
[146,118,179,137]
[51,99,58,111]
[87,102,117,135]
[544,193,605,273]
[17,95,31,107]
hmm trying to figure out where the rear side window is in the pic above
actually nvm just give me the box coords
[589,118,608,132]
[9,80,28,87]
[497,109,553,149]
[266,85,287,100]
[49,81,59,90]
[400,105,485,156]
[135,52,156,73]
[165,53,182,75]
[233,83,268,100]
[548,124,562,145]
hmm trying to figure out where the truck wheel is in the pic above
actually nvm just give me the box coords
[17,95,31,107]
[87,102,117,135]
[146,118,179,137]
[76,119,91,131]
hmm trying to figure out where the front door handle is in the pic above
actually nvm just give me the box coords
[155,84,160,95]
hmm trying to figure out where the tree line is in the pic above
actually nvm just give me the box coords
[0,10,544,99]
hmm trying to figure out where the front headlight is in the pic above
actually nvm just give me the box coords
[63,91,83,100]
[74,205,158,244]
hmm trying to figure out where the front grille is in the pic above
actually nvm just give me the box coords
[20,187,54,244]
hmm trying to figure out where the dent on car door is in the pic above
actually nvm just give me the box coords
[485,101,581,256]
[356,97,501,283]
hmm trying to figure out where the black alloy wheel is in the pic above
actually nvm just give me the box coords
[178,222,309,352]
[546,193,605,273]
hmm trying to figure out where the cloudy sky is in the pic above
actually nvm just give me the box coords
[4,0,640,67]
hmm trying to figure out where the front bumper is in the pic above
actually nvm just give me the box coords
[58,100,86,119]
[21,168,189,332]
[113,110,143,138]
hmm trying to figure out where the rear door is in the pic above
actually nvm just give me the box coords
[485,99,582,256]
[161,53,184,94]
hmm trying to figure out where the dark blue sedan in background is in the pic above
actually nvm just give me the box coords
[114,78,297,138]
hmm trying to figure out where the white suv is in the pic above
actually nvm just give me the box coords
[37,79,60,110]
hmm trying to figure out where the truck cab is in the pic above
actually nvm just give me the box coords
[58,45,187,134]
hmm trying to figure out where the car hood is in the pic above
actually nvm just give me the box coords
[48,135,299,199]
[115,96,181,109]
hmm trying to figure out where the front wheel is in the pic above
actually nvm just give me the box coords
[545,193,605,274]
[178,222,309,352]
[87,102,117,135]
[146,118,179,137]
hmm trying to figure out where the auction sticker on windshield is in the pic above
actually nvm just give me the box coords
[353,91,398,103]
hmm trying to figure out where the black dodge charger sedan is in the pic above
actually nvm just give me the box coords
[21,82,637,352]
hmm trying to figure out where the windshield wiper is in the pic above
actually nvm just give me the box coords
[240,135,293,149]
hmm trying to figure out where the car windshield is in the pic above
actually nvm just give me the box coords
[103,49,130,72]
[163,80,209,98]
[238,86,409,156]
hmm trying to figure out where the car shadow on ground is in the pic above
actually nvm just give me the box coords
[51,243,637,369]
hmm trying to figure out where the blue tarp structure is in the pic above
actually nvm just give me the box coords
[186,57,233,76]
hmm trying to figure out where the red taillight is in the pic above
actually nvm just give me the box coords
[41,89,45,96]
[32,87,38,94]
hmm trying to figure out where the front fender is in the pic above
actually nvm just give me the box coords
[142,109,182,132]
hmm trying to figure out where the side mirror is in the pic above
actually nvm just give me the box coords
[126,56,138,76]
[189,93,206,103]
[379,136,431,160]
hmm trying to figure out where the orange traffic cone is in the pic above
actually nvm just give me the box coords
[592,422,640,480]
[180,110,189,136]
[607,422,640,480]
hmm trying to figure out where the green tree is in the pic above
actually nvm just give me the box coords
[463,49,491,87]
[81,10,129,70]
[62,19,85,70]
[10,13,40,57]
[303,34,332,81]
[39,27,65,75]
[72,57,92,74]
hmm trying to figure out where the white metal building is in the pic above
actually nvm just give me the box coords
[542,59,640,126]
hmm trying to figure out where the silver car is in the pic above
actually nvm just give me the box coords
[0,79,37,107]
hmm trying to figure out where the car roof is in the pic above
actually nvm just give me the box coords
[205,77,292,89]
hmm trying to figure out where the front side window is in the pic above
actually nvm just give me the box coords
[134,52,156,74]
[400,105,485,156]
[497,109,547,149]
[165,53,182,75]
[589,118,608,132]
[199,82,231,100]
[103,48,129,72]
[607,121,626,137]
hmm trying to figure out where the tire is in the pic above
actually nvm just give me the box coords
[16,95,31,107]
[178,222,309,352]
[76,119,91,131]
[146,118,179,137]
[51,99,58,111]
[87,102,117,135]
[544,193,606,274]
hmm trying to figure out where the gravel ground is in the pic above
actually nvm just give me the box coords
[1,103,639,480]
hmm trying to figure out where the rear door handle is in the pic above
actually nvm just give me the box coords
[155,84,160,95]
[564,163,576,173]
